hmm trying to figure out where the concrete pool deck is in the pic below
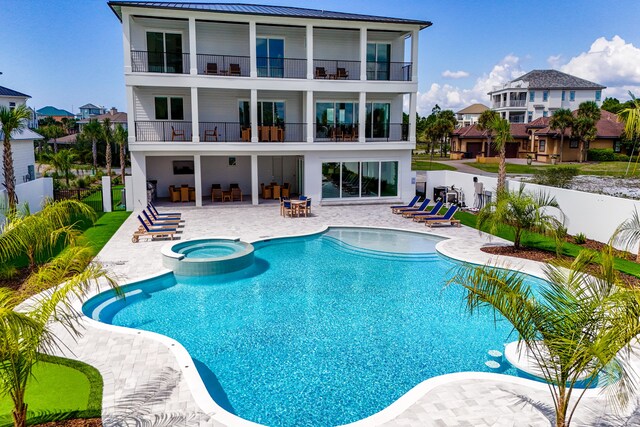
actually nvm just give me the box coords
[51,203,640,426]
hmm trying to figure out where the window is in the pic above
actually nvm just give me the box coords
[321,161,398,199]
[538,140,546,152]
[315,102,359,139]
[366,43,391,80]
[543,91,549,102]
[146,32,183,73]
[228,157,237,166]
[561,90,566,101]
[596,90,602,102]
[256,38,284,78]
[257,101,285,126]
[569,139,579,149]
[614,140,622,153]
[155,97,183,120]
[543,111,548,118]
[570,91,576,102]
[9,102,15,111]
[527,112,533,123]
[529,91,535,102]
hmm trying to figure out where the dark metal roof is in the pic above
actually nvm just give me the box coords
[108,1,432,28]
[512,70,605,90]
[0,85,30,98]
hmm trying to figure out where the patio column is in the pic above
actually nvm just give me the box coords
[122,12,132,73]
[191,87,200,142]
[251,154,259,205]
[306,90,314,143]
[358,92,366,143]
[194,154,202,207]
[126,86,135,143]
[359,28,367,81]
[188,17,198,75]
[250,89,258,142]
[409,92,417,143]
[306,24,314,79]
[130,151,146,210]
[249,21,257,78]
[411,29,419,81]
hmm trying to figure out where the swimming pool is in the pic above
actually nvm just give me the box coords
[84,227,540,426]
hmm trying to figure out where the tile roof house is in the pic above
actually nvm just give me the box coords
[78,107,128,131]
[36,106,75,122]
[455,103,489,128]
[79,103,107,119]
[488,69,606,124]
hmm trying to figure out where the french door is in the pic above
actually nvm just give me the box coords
[147,32,183,73]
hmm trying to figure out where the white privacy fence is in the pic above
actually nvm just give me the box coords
[424,171,640,251]
[0,177,53,215]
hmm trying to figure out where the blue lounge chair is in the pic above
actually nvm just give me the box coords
[142,210,182,228]
[133,215,178,242]
[147,205,182,222]
[149,202,181,217]
[423,206,461,228]
[401,199,435,217]
[412,201,445,222]
[395,198,430,215]
[390,196,420,213]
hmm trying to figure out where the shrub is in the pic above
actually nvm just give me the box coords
[587,148,629,162]
[532,166,579,188]
[574,232,587,245]
[112,176,123,186]
[76,177,88,189]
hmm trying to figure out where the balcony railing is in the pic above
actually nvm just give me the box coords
[366,61,412,81]
[135,121,192,142]
[257,57,306,79]
[365,123,409,142]
[313,60,361,80]
[313,123,409,142]
[509,99,526,107]
[131,51,190,74]
[197,54,250,77]
[199,122,306,142]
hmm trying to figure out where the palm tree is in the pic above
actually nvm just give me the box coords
[477,109,499,157]
[0,105,32,211]
[477,184,564,250]
[572,101,601,163]
[549,108,574,163]
[618,92,640,175]
[489,116,512,195]
[102,118,113,177]
[613,208,640,262]
[44,149,78,187]
[81,120,102,174]
[114,124,128,184]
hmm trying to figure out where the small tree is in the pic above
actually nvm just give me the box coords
[0,105,32,211]
[477,184,564,250]
[114,124,128,184]
[477,109,499,157]
[549,108,574,163]
[102,118,113,177]
[81,120,102,173]
[488,116,511,195]
[572,101,601,163]
[449,247,640,427]
[43,149,78,187]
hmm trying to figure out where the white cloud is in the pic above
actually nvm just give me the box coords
[547,54,563,69]
[417,55,525,114]
[442,70,470,79]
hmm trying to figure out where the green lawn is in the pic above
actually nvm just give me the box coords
[463,161,640,177]
[463,162,548,174]
[0,354,102,426]
[78,210,131,257]
[412,160,457,171]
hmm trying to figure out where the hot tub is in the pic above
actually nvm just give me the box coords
[162,238,254,276]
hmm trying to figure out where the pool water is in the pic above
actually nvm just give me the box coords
[87,228,537,426]
[173,240,246,259]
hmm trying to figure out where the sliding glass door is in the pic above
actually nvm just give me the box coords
[146,32,182,73]
[365,103,390,139]
[257,38,284,78]
[366,43,390,80]
[321,161,398,199]
[257,101,285,126]
[315,102,358,139]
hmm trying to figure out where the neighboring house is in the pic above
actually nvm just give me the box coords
[78,107,128,132]
[36,106,75,122]
[455,103,488,128]
[109,1,430,209]
[450,110,625,163]
[488,70,605,124]
[78,103,107,120]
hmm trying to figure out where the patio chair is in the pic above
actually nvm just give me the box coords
[229,63,241,76]
[231,186,243,201]
[142,210,182,228]
[412,202,446,222]
[315,67,327,79]
[401,200,437,218]
[281,199,293,217]
[132,215,178,243]
[149,202,181,217]
[336,67,349,79]
[211,184,223,202]
[168,185,181,203]
[390,196,420,213]
[171,126,185,141]
[204,126,219,142]
[394,198,430,215]
[422,206,461,228]
[261,183,272,199]
[180,185,190,202]
[205,62,218,75]
[300,197,311,217]
[281,182,290,198]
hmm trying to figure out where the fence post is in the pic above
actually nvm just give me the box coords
[102,176,112,213]
[124,175,134,212]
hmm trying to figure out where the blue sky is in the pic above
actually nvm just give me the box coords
[2,0,640,115]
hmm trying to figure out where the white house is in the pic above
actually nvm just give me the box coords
[488,70,606,124]
[108,1,430,209]
[455,103,489,128]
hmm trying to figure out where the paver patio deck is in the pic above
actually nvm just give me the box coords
[49,203,640,426]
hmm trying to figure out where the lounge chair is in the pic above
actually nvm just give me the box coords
[142,210,182,228]
[412,202,446,222]
[149,202,181,217]
[402,201,441,218]
[423,206,461,228]
[396,198,431,215]
[133,215,178,243]
[390,196,420,213]
[146,206,182,222]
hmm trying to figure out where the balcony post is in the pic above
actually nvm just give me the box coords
[122,11,132,73]
[194,154,202,207]
[191,87,200,142]
[251,154,259,205]
[358,92,366,143]
[306,24,314,79]
[249,21,257,78]
[250,89,258,142]
[359,28,367,81]
[409,92,417,143]
[126,86,135,143]
[188,17,198,75]
[306,90,314,143]
[411,29,419,81]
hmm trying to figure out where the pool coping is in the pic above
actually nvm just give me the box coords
[71,224,605,427]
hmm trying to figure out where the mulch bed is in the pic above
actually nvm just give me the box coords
[0,266,32,291]
[34,419,102,427]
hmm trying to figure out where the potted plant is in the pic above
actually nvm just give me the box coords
[550,154,559,165]
[526,154,533,165]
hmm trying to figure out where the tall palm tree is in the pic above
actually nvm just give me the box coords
[477,109,499,157]
[81,120,102,174]
[549,108,574,163]
[449,247,640,427]
[572,101,601,163]
[618,92,640,175]
[489,116,512,195]
[114,124,128,184]
[102,118,113,177]
[0,105,32,211]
